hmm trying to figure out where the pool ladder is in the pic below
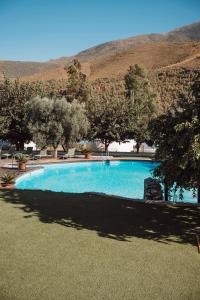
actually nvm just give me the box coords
[101,151,110,161]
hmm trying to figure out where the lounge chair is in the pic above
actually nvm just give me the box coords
[58,148,76,159]
[1,152,12,159]
[24,147,34,160]
[26,147,33,155]
[34,149,52,159]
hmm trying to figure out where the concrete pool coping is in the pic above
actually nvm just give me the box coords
[0,155,152,167]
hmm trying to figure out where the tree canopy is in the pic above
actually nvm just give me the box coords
[28,96,89,157]
[149,75,200,202]
[86,79,133,151]
[0,77,37,150]
[63,59,90,103]
[124,64,157,152]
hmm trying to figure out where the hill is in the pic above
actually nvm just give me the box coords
[0,20,200,80]
[0,60,60,79]
[165,21,200,42]
[23,41,200,81]
[89,41,200,79]
[57,21,200,64]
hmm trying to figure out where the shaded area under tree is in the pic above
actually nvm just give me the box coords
[0,189,199,245]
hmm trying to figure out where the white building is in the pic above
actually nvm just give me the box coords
[24,141,37,151]
[86,140,155,153]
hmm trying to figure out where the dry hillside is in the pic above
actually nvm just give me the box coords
[0,60,59,79]
[0,21,200,81]
[23,41,200,81]
[89,41,200,79]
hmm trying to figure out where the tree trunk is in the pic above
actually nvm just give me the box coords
[197,187,200,204]
[104,140,110,153]
[164,185,169,202]
[15,143,19,151]
[62,144,67,151]
[19,141,24,151]
[53,147,58,159]
[16,141,24,151]
[136,142,140,153]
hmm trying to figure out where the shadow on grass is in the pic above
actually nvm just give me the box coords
[0,189,199,244]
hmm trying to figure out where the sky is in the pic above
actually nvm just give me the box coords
[0,0,200,62]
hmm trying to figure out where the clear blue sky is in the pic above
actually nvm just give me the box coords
[0,0,199,61]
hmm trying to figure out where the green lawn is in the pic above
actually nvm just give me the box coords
[0,189,199,300]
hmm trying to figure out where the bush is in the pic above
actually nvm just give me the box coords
[1,173,15,184]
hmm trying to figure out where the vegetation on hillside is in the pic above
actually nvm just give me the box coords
[151,68,200,112]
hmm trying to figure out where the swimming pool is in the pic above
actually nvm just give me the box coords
[16,160,196,203]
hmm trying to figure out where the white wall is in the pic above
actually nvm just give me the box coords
[24,141,37,151]
[79,140,156,153]
[107,140,136,152]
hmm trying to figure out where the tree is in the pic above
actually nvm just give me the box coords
[0,77,37,150]
[124,64,156,152]
[28,96,89,158]
[149,75,200,203]
[86,80,133,151]
[0,115,10,138]
[63,59,90,103]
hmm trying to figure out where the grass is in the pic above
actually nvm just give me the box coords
[0,189,200,300]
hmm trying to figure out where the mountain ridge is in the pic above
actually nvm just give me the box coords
[0,20,200,80]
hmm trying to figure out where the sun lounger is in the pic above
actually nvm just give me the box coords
[34,149,53,159]
[26,147,33,154]
[1,153,12,159]
[58,148,76,159]
[24,147,35,160]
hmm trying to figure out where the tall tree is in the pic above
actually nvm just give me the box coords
[63,59,90,103]
[149,75,200,203]
[124,64,156,152]
[0,77,37,150]
[28,96,88,158]
[86,80,133,151]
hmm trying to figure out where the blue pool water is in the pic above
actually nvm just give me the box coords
[16,160,196,203]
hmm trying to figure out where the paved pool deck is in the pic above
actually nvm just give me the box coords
[0,155,152,167]
[0,156,152,167]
